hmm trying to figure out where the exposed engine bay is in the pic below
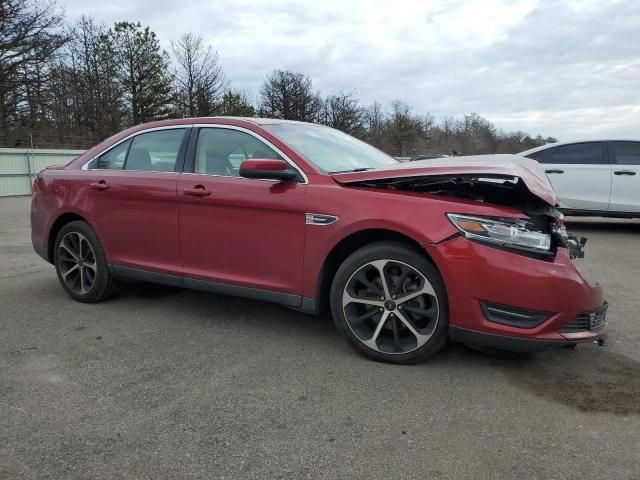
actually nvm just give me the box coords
[351,174,555,215]
[350,174,587,259]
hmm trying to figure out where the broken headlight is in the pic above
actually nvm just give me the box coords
[447,214,551,253]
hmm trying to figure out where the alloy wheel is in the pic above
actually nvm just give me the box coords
[342,259,439,354]
[57,231,97,295]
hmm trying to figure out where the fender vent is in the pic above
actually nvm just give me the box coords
[305,213,338,226]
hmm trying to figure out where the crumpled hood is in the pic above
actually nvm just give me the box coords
[331,154,557,207]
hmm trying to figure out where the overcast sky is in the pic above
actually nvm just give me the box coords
[59,0,639,140]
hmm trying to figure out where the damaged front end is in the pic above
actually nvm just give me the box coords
[344,173,587,260]
[552,221,587,259]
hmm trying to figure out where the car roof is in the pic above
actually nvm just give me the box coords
[519,139,640,156]
[211,117,318,126]
[148,117,319,127]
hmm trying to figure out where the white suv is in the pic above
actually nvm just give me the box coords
[519,140,640,217]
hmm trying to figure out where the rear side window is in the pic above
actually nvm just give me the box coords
[96,139,131,169]
[125,129,186,172]
[611,141,640,165]
[524,149,551,163]
[549,142,606,165]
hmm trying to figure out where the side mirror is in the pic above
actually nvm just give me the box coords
[239,159,299,182]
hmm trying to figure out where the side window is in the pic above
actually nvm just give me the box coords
[524,149,551,163]
[195,128,282,177]
[125,129,186,172]
[96,139,131,170]
[549,142,605,165]
[611,141,640,165]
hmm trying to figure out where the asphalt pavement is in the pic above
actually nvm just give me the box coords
[1,195,639,479]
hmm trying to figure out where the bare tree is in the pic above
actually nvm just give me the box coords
[0,0,67,145]
[389,100,418,156]
[364,101,387,148]
[461,112,497,154]
[0,6,559,153]
[416,113,435,141]
[258,69,321,121]
[172,32,226,117]
[61,17,123,141]
[319,91,365,136]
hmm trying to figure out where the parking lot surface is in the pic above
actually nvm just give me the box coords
[1,195,639,479]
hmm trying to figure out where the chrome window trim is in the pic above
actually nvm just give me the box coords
[179,171,280,184]
[81,125,192,172]
[191,124,309,184]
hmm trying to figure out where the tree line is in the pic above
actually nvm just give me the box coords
[1,0,556,154]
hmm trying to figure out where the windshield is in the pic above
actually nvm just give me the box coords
[263,123,398,173]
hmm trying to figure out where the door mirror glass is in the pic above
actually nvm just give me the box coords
[239,159,298,181]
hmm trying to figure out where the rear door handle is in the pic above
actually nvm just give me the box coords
[545,169,564,174]
[90,180,109,191]
[614,170,636,176]
[183,185,211,197]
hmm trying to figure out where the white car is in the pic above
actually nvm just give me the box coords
[519,140,640,217]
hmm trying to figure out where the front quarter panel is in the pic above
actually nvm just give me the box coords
[302,177,529,298]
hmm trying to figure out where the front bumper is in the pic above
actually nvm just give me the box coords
[426,236,607,350]
[449,326,606,352]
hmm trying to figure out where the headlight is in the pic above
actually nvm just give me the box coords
[447,214,551,253]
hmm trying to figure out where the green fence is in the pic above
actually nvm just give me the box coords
[0,148,86,196]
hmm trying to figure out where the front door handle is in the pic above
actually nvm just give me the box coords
[90,180,109,191]
[183,185,211,197]
[614,170,636,176]
[545,169,564,174]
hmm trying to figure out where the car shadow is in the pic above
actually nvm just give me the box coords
[107,281,640,417]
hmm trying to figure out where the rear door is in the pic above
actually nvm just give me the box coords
[85,127,189,275]
[609,141,640,212]
[541,142,611,210]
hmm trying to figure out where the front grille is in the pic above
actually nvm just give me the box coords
[561,303,608,332]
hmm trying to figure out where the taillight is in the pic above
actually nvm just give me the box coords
[32,175,41,194]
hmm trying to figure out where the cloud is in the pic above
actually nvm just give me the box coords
[59,0,640,140]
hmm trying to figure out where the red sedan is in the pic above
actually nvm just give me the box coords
[30,117,607,363]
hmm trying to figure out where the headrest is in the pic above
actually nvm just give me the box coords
[127,148,152,171]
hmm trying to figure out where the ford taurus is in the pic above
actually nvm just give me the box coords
[31,117,607,363]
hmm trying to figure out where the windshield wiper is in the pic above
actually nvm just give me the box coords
[329,167,374,174]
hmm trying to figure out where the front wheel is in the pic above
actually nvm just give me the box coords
[54,220,120,303]
[330,242,448,364]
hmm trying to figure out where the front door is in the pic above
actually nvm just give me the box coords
[177,126,306,299]
[542,141,611,211]
[609,141,640,213]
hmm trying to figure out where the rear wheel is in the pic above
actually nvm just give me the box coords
[54,221,120,302]
[330,242,448,364]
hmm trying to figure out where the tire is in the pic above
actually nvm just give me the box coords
[330,241,448,364]
[53,220,120,303]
